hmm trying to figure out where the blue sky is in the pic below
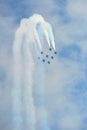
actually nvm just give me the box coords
[0,0,87,130]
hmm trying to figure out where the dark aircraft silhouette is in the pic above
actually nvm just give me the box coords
[41,51,43,54]
[38,48,57,64]
[42,59,45,62]
[54,51,57,54]
[49,48,52,51]
[51,56,54,59]
[46,55,49,58]
[47,61,50,64]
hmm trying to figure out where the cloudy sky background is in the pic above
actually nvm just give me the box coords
[0,0,87,130]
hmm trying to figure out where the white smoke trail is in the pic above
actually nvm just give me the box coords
[12,14,56,130]
[12,27,24,130]
[23,37,36,130]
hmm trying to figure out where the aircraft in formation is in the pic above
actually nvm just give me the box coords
[38,48,57,64]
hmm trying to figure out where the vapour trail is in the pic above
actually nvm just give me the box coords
[12,27,24,130]
[23,36,36,130]
[12,14,56,130]
[12,24,36,130]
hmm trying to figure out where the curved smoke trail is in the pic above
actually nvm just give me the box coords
[12,14,56,130]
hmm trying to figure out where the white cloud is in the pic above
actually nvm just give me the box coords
[58,114,82,130]
[44,57,85,129]
[48,0,87,58]
[0,16,17,130]
[22,0,58,17]
[0,0,87,130]
[67,0,87,20]
[0,16,17,47]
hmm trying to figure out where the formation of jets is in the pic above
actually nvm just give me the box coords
[37,48,57,64]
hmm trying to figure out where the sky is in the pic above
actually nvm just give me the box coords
[0,0,87,130]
